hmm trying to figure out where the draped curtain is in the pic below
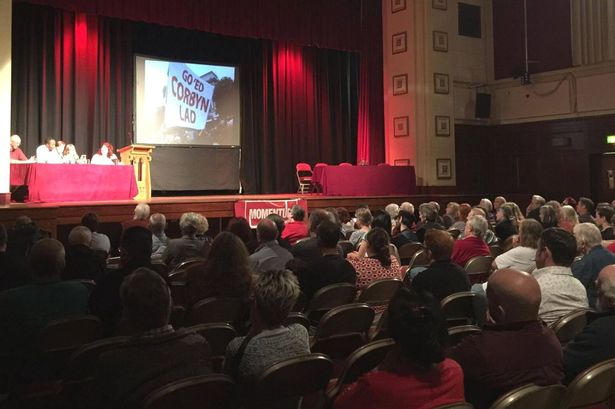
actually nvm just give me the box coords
[11,3,364,193]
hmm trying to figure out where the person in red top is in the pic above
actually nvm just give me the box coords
[334,287,465,409]
[451,214,490,267]
[9,135,28,162]
[281,205,308,245]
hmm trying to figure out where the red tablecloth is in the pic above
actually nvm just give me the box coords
[10,163,138,203]
[312,165,416,196]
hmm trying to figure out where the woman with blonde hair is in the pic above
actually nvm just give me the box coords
[559,205,579,233]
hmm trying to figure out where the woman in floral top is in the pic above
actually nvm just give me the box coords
[347,227,402,291]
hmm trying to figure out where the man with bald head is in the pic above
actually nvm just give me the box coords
[564,265,615,383]
[0,239,89,392]
[249,218,293,273]
[451,268,563,409]
[63,225,106,281]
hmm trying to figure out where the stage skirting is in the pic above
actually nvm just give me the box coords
[313,165,416,196]
[10,163,138,203]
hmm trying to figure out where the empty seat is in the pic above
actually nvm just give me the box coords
[447,325,481,347]
[549,308,589,345]
[296,162,314,194]
[168,259,202,282]
[489,384,566,409]
[187,323,236,371]
[441,292,478,326]
[66,336,130,381]
[284,312,310,331]
[397,242,424,264]
[186,297,245,327]
[143,374,235,409]
[314,303,375,340]
[357,278,403,307]
[560,358,615,408]
[464,255,494,284]
[305,283,357,324]
[40,315,102,354]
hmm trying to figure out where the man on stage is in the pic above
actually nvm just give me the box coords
[9,135,28,162]
[35,138,62,163]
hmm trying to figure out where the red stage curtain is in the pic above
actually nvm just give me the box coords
[15,0,362,52]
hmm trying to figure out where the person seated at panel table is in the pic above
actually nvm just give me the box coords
[35,137,63,163]
[62,143,80,164]
[91,141,119,165]
[9,135,28,162]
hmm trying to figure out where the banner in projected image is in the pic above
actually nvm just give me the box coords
[164,63,214,130]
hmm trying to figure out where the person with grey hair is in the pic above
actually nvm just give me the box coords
[162,212,211,269]
[526,195,546,221]
[479,198,494,224]
[559,205,579,233]
[9,134,28,162]
[572,223,615,308]
[63,226,106,281]
[281,205,308,245]
[451,215,490,267]
[564,265,615,383]
[349,207,373,248]
[121,203,151,232]
[399,201,415,216]
[92,268,212,408]
[149,213,168,256]
[224,269,309,384]
[416,203,444,243]
[249,219,293,273]
[442,202,460,229]
[0,239,89,392]
[534,227,588,325]
[493,196,506,212]
[81,212,111,255]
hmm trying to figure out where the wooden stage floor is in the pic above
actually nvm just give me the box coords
[0,192,489,240]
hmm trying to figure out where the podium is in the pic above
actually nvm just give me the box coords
[118,144,154,201]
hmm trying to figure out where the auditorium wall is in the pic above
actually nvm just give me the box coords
[0,0,11,202]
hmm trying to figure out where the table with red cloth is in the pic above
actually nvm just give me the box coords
[312,165,416,196]
[10,163,138,203]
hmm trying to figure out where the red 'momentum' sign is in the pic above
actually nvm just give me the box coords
[234,199,308,228]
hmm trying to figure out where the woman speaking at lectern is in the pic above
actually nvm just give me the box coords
[91,142,119,165]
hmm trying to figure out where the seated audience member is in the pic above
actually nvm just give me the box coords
[479,198,494,224]
[442,202,460,229]
[121,202,150,232]
[595,205,615,240]
[539,205,559,230]
[494,203,518,243]
[149,213,168,257]
[63,226,106,281]
[430,201,446,226]
[526,194,546,221]
[451,268,563,409]
[355,211,394,259]
[576,197,595,224]
[9,135,28,162]
[391,210,418,250]
[298,220,357,299]
[349,207,373,248]
[4,216,46,289]
[90,226,153,336]
[559,205,579,234]
[224,269,309,384]
[91,141,119,165]
[467,207,497,245]
[348,228,402,291]
[227,217,258,254]
[493,196,506,213]
[564,265,615,383]
[163,212,210,269]
[563,196,577,207]
[411,230,470,301]
[493,219,542,272]
[337,207,356,238]
[81,212,111,255]
[399,201,415,216]
[249,219,293,273]
[92,268,212,409]
[385,203,399,231]
[449,203,472,233]
[451,215,490,268]
[334,288,464,409]
[185,232,253,307]
[291,209,335,263]
[534,228,589,325]
[281,205,309,245]
[0,239,89,392]
[572,223,615,308]
[267,214,292,250]
[416,203,444,243]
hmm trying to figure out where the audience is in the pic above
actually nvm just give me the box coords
[526,194,546,220]
[493,218,542,272]
[494,203,518,243]
[451,268,563,409]
[63,225,106,281]
[411,229,470,301]
[90,226,153,336]
[291,209,334,263]
[451,215,490,267]
[348,228,401,292]
[4,216,46,289]
[121,202,151,231]
[559,205,579,233]
[334,288,464,409]
[281,205,308,245]
[564,265,615,383]
[224,269,309,384]
[266,213,292,250]
[81,212,111,255]
[493,196,506,213]
[249,219,293,273]
[0,239,89,392]
[337,207,356,238]
[442,202,460,229]
[572,223,615,308]
[226,217,258,254]
[163,212,210,269]
[479,198,494,224]
[149,213,168,257]
[449,203,471,233]
[539,205,559,230]
[595,205,615,240]
[576,197,595,224]
[349,207,373,248]
[384,203,399,231]
[533,228,588,325]
[391,210,418,250]
[92,268,212,409]
[297,220,357,299]
[185,232,254,307]
[416,203,444,243]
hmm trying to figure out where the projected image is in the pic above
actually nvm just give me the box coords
[135,56,240,146]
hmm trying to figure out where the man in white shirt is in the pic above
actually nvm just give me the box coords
[35,138,62,163]
[533,227,588,325]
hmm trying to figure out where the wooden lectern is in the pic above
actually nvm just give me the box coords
[118,144,155,201]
